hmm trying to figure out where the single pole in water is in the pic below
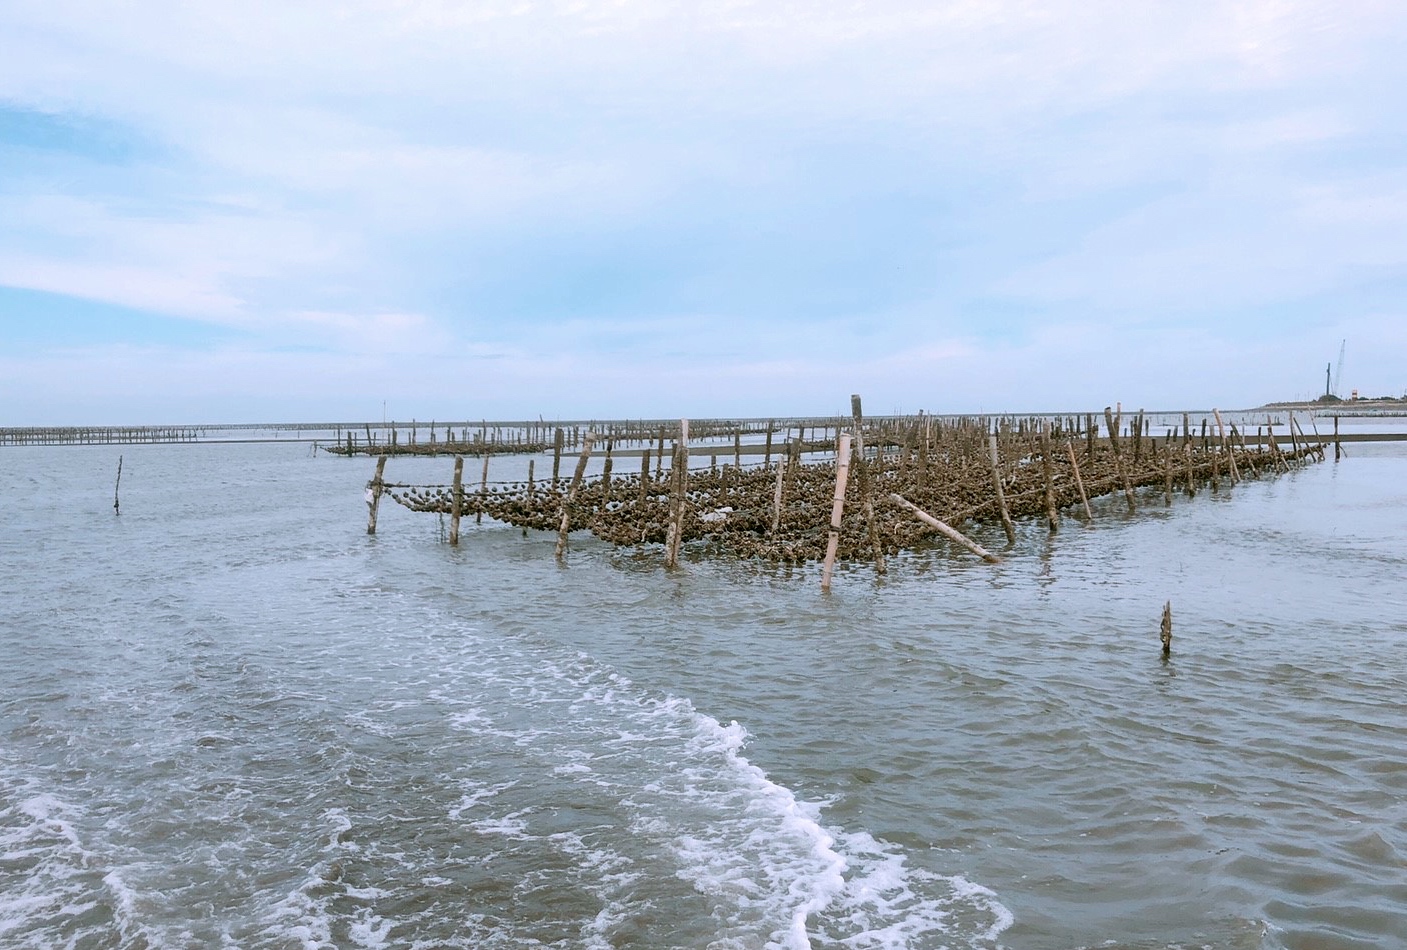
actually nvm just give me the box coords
[1160,601,1172,657]
[1334,416,1341,462]
[820,432,853,592]
[450,456,464,546]
[366,455,388,535]
[113,455,123,516]
[477,453,489,525]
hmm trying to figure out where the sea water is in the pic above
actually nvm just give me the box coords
[1,432,1404,949]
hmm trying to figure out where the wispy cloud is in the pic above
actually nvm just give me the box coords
[1,0,1405,421]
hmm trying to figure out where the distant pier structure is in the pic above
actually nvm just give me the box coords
[1,425,203,446]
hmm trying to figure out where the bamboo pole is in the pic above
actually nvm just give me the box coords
[555,433,596,560]
[888,493,1001,564]
[1040,423,1059,533]
[1065,440,1093,521]
[477,453,489,525]
[850,395,887,575]
[366,455,388,535]
[450,456,464,546]
[1213,409,1239,484]
[1104,406,1137,513]
[988,433,1017,544]
[664,420,689,569]
[771,456,787,535]
[820,432,853,591]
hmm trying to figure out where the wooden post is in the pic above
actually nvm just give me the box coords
[1213,409,1239,484]
[889,493,1000,564]
[771,456,787,535]
[638,449,651,506]
[1103,406,1136,513]
[850,394,887,575]
[988,434,1017,544]
[366,455,388,535]
[601,441,614,504]
[1162,441,1173,505]
[450,456,464,546]
[527,459,536,500]
[664,420,689,569]
[820,432,853,591]
[552,427,564,488]
[1065,440,1093,522]
[666,422,695,565]
[1334,415,1341,461]
[1040,423,1059,533]
[113,455,123,516]
[477,453,489,525]
[555,433,596,560]
[764,423,774,468]
[1160,601,1172,657]
[1183,441,1197,496]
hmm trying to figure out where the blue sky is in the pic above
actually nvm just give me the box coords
[2,0,1405,424]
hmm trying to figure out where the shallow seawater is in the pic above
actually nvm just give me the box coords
[1,438,1404,949]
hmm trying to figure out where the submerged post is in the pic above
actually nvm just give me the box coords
[1160,600,1172,657]
[113,455,123,516]
[366,456,388,535]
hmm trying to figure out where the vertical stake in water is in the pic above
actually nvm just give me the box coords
[821,432,853,592]
[1160,601,1173,658]
[450,456,464,546]
[113,455,123,516]
[366,456,388,535]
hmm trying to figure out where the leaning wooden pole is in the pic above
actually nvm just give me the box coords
[555,433,596,560]
[366,455,388,535]
[820,432,853,592]
[1065,440,1093,522]
[988,433,1017,544]
[1213,409,1239,484]
[1104,406,1136,513]
[888,493,1001,564]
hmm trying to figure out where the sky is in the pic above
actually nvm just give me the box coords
[1,0,1405,425]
